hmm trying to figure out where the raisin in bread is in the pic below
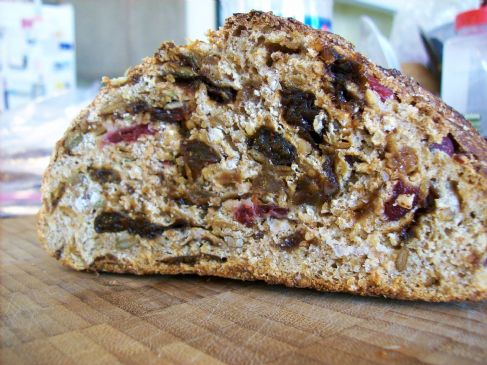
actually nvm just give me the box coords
[37,11,487,301]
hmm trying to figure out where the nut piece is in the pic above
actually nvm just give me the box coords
[396,194,415,210]
[395,248,409,271]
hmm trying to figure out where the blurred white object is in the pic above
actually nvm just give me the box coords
[185,0,216,41]
[218,0,333,31]
[389,0,479,65]
[0,86,98,217]
[0,1,75,111]
[359,16,399,69]
[441,5,487,136]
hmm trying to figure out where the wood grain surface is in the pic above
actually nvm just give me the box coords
[1,216,486,365]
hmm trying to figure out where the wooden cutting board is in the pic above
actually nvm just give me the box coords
[1,216,486,365]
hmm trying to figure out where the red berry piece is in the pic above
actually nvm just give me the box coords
[367,76,394,102]
[103,124,154,144]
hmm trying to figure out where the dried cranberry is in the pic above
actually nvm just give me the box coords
[249,127,296,166]
[255,204,289,219]
[94,212,129,233]
[384,181,419,221]
[233,201,288,226]
[181,140,221,179]
[367,76,394,102]
[430,136,454,156]
[281,87,322,145]
[102,124,154,144]
[233,203,256,226]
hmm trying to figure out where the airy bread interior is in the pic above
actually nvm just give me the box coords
[38,12,487,301]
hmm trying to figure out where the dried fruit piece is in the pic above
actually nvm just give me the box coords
[94,212,129,233]
[151,106,190,122]
[233,201,289,226]
[128,217,167,239]
[203,79,237,104]
[249,127,296,166]
[233,203,257,226]
[278,231,305,250]
[255,204,289,219]
[161,254,226,265]
[127,101,150,114]
[293,176,323,206]
[281,87,322,144]
[50,183,66,212]
[181,140,221,179]
[384,180,419,221]
[217,170,243,186]
[430,136,455,156]
[344,155,363,165]
[94,212,188,238]
[186,185,213,205]
[367,75,394,102]
[128,101,190,123]
[89,167,121,184]
[329,58,366,105]
[102,124,154,144]
[293,158,338,206]
[386,147,418,174]
[252,170,285,194]
[322,154,339,197]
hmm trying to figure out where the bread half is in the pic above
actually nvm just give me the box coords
[38,11,487,301]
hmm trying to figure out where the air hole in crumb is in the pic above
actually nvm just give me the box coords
[265,43,301,67]
[233,25,246,37]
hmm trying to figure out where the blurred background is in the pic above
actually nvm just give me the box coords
[0,0,485,216]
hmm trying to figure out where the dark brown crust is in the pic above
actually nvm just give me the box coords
[87,256,486,302]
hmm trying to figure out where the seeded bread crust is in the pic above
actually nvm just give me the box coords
[38,11,487,301]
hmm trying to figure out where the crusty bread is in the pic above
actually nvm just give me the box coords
[37,11,487,301]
